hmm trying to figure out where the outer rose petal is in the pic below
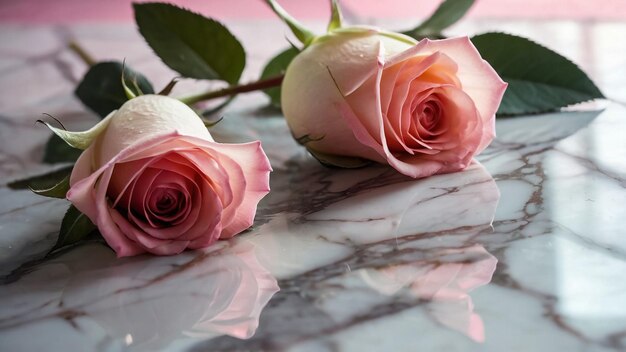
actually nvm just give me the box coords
[386,37,507,152]
[212,142,273,239]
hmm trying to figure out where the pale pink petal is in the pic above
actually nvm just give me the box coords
[177,149,237,220]
[109,158,155,208]
[343,41,385,140]
[203,141,273,238]
[69,144,96,187]
[95,166,144,257]
[379,60,407,114]
[396,37,507,152]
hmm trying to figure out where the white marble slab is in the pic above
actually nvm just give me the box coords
[0,21,625,351]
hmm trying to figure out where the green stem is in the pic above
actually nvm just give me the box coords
[68,41,96,67]
[179,75,284,105]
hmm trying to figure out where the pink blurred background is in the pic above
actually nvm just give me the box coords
[1,0,625,23]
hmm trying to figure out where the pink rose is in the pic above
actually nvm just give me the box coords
[281,27,507,178]
[66,95,272,257]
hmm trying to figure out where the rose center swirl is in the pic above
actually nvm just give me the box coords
[146,184,190,226]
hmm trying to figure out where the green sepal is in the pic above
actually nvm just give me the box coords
[38,111,115,150]
[30,175,70,199]
[157,77,181,96]
[265,0,315,46]
[121,60,137,100]
[327,0,343,32]
[7,166,73,191]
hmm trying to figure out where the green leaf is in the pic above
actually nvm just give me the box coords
[264,0,315,45]
[75,61,154,118]
[327,0,343,32]
[260,47,299,107]
[402,0,474,39]
[53,205,96,252]
[7,165,73,191]
[43,135,82,163]
[471,32,605,115]
[30,175,70,199]
[134,2,245,84]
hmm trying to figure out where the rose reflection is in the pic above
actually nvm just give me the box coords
[359,245,497,342]
[3,241,278,350]
[303,161,500,343]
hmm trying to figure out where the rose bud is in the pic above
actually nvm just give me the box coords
[65,95,272,257]
[281,27,507,178]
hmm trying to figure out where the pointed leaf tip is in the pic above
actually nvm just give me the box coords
[52,205,97,253]
[30,175,70,199]
[402,0,475,39]
[472,32,605,115]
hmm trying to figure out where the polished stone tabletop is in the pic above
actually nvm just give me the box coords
[0,19,625,351]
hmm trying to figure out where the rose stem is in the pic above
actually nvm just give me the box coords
[178,75,284,105]
[67,39,284,104]
[68,41,96,67]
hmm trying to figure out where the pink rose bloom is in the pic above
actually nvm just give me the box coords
[281,27,507,178]
[66,95,272,257]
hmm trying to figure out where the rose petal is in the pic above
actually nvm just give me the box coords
[200,141,273,238]
[388,37,507,152]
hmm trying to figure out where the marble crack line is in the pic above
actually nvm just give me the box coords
[277,225,494,292]
[0,198,59,217]
[0,245,236,330]
[491,255,622,349]
[303,178,492,231]
[554,148,626,188]
[288,297,428,349]
[555,222,626,262]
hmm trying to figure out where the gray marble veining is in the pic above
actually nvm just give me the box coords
[0,21,625,351]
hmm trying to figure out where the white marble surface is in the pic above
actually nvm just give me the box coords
[1,20,626,351]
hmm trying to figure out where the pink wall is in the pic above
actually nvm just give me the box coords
[1,0,625,24]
